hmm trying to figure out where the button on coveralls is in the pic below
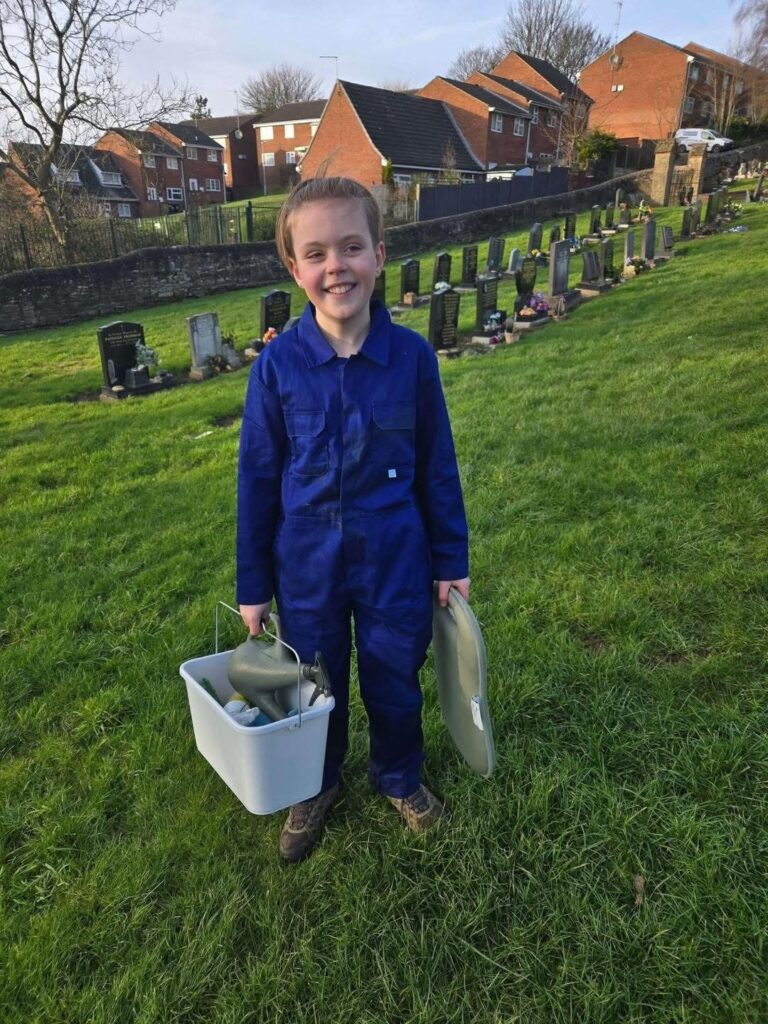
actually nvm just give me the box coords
[236,301,468,798]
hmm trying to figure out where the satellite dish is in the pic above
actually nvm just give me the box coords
[234,129,243,140]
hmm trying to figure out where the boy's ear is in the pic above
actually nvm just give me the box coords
[375,241,386,272]
[286,257,302,287]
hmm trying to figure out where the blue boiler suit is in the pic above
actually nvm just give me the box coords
[236,300,468,798]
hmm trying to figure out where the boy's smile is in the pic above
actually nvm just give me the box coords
[287,197,385,351]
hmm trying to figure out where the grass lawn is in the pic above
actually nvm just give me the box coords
[1,204,767,1023]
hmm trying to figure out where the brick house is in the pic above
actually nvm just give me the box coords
[417,77,531,171]
[2,141,140,220]
[93,129,185,216]
[466,73,565,165]
[148,121,226,207]
[180,115,261,200]
[580,31,768,143]
[299,81,484,187]
[253,100,326,193]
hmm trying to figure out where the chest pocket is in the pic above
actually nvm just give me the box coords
[370,402,416,468]
[284,410,328,476]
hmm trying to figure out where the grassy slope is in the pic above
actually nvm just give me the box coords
[1,206,767,1024]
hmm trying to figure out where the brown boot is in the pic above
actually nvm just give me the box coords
[279,784,339,862]
[387,784,445,832]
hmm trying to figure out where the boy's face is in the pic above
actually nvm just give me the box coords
[287,198,385,341]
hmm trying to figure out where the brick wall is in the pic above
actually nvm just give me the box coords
[418,79,488,165]
[491,53,560,100]
[0,171,651,333]
[300,83,384,188]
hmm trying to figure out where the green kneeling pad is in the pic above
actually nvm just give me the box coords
[432,588,495,778]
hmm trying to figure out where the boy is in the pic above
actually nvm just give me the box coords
[237,177,469,862]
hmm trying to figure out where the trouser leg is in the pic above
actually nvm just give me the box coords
[353,602,434,799]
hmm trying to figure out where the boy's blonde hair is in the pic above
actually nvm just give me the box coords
[275,176,383,270]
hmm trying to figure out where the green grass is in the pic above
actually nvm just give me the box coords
[2,205,768,1023]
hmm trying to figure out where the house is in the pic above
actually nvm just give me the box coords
[417,77,531,171]
[466,72,565,165]
[2,142,140,220]
[180,115,261,200]
[580,31,768,143]
[254,100,326,193]
[148,121,226,207]
[93,129,185,216]
[298,81,484,187]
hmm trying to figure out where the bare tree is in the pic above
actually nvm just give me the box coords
[0,0,190,245]
[734,0,768,70]
[500,0,611,80]
[447,44,505,80]
[240,63,322,116]
[379,78,415,93]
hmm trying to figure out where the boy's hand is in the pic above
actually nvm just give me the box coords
[437,578,470,607]
[239,603,272,636]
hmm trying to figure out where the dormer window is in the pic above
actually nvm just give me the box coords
[55,168,81,183]
[100,171,122,186]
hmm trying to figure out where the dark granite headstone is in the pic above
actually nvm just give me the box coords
[640,218,656,261]
[428,287,460,349]
[681,206,693,240]
[690,201,701,234]
[400,259,420,301]
[704,193,716,225]
[604,205,615,230]
[514,256,537,304]
[475,274,502,332]
[564,212,577,240]
[528,222,543,254]
[549,225,561,246]
[588,205,601,235]
[661,226,674,253]
[624,229,635,262]
[260,290,291,337]
[373,270,387,305]
[602,238,615,279]
[619,207,632,227]
[461,245,478,286]
[97,321,145,390]
[548,239,570,297]
[432,251,452,287]
[581,249,602,285]
[486,236,505,274]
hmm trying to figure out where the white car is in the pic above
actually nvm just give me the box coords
[675,128,734,153]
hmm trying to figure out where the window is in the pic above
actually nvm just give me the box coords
[186,146,198,160]
[55,169,81,183]
[531,106,539,124]
[147,186,157,201]
[101,201,112,215]
[393,174,411,185]
[167,187,183,201]
[262,152,275,166]
[611,83,625,92]
[117,203,131,218]
[684,96,695,113]
[736,78,744,94]
[188,178,198,191]
[101,171,122,186]
[143,154,156,168]
[285,123,295,139]
[260,125,274,141]
[490,112,503,133]
[513,117,525,136]
[705,68,713,84]
[205,178,221,191]
[690,64,699,82]
[547,110,557,126]
[166,156,178,170]
[207,149,218,162]
[285,151,297,164]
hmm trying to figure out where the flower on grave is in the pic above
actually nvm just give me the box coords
[135,340,159,369]
[529,291,550,314]
[207,353,231,374]
[262,327,278,344]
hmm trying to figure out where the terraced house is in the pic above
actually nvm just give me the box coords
[148,121,226,208]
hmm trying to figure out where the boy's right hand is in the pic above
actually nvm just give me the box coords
[239,603,272,636]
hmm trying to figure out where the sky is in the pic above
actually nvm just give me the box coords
[127,0,740,117]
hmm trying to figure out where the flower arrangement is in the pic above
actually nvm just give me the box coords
[263,327,278,345]
[624,256,648,273]
[723,201,743,217]
[207,353,231,375]
[517,292,550,319]
[135,340,159,370]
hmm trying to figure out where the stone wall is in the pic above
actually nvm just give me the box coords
[0,171,650,334]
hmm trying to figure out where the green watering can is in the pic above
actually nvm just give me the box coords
[227,614,332,722]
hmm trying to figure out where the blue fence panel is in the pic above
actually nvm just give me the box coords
[418,169,569,221]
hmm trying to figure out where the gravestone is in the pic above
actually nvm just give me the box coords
[432,251,452,288]
[704,192,718,225]
[640,218,656,262]
[428,287,461,349]
[588,205,601,236]
[400,259,420,302]
[527,222,543,255]
[97,321,153,398]
[564,212,577,240]
[260,290,291,337]
[548,239,571,297]
[580,250,603,289]
[506,247,522,276]
[690,201,701,234]
[753,170,765,201]
[624,229,635,262]
[680,206,693,240]
[475,274,504,333]
[604,205,615,230]
[461,245,478,286]
[373,270,387,305]
[601,238,615,280]
[615,188,625,207]
[549,225,561,246]
[514,257,537,310]
[661,226,674,256]
[187,312,222,381]
[486,236,505,274]
[619,206,631,228]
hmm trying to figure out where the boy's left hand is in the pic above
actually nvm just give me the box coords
[437,578,470,607]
